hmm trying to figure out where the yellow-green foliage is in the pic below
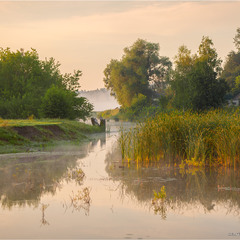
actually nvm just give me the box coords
[98,108,120,119]
[153,186,166,200]
[152,186,167,218]
[120,110,240,168]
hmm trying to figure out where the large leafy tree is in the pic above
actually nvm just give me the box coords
[171,45,196,109]
[234,27,240,52]
[221,28,240,95]
[0,48,91,119]
[0,48,60,118]
[186,60,227,110]
[171,36,227,111]
[198,36,222,74]
[0,49,61,99]
[103,39,171,108]
[222,51,240,90]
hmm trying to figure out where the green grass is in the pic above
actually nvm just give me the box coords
[0,118,62,127]
[0,118,104,154]
[119,109,240,168]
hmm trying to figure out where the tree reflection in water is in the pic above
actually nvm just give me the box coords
[0,143,91,210]
[105,144,240,219]
[0,129,240,225]
[0,135,107,228]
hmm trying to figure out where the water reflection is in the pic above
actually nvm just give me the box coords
[0,122,239,238]
[105,144,240,219]
[0,135,105,210]
[0,155,70,209]
[69,187,91,215]
[41,203,49,226]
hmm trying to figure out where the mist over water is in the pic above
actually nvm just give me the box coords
[0,122,239,239]
[78,88,119,111]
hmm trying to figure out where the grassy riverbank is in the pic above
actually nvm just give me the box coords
[120,109,240,168]
[0,119,104,154]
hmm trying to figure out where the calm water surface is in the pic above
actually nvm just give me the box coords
[0,121,239,239]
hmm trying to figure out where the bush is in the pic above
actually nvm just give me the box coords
[40,86,73,119]
[40,86,93,120]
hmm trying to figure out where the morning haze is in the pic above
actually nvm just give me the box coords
[0,1,239,90]
[1,1,240,239]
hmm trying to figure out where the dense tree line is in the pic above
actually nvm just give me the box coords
[1,28,239,120]
[0,48,93,119]
[104,28,240,117]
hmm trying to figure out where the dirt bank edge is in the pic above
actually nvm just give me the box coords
[0,121,104,154]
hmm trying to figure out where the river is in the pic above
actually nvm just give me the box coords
[0,121,239,239]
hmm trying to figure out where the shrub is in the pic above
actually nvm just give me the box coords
[40,86,73,119]
[40,86,93,120]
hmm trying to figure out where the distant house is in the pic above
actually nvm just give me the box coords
[228,93,240,106]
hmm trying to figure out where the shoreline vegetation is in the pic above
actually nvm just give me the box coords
[0,118,105,154]
[119,109,240,169]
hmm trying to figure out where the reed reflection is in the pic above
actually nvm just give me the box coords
[105,145,240,218]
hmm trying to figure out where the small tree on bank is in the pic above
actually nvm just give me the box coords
[40,86,93,120]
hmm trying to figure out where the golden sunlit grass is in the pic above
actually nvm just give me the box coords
[0,118,62,127]
[119,109,240,168]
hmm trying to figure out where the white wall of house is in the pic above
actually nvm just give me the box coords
[228,99,240,106]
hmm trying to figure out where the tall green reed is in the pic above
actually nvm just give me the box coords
[119,109,240,168]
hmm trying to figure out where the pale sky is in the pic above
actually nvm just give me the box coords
[0,1,240,90]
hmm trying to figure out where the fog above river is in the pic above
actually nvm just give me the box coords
[0,122,239,239]
[78,88,119,112]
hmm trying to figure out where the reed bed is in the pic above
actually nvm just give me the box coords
[119,110,240,168]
